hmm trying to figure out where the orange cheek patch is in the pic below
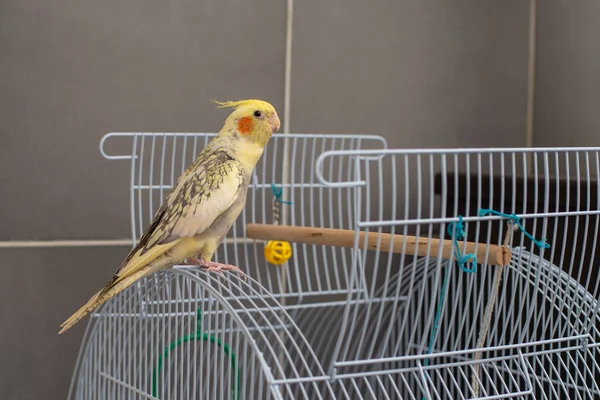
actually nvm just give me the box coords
[237,116,254,135]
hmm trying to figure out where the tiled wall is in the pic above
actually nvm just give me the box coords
[2,1,597,398]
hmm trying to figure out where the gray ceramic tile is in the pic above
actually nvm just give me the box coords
[291,0,529,148]
[534,0,600,147]
[0,0,285,241]
[0,246,129,400]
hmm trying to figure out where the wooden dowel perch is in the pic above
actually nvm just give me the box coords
[246,224,512,267]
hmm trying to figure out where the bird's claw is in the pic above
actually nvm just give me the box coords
[186,258,246,280]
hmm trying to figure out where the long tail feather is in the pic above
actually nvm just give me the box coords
[58,240,181,334]
[58,267,151,334]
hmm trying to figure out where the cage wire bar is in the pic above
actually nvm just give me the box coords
[68,134,600,399]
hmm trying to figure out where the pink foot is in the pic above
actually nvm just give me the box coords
[186,257,245,279]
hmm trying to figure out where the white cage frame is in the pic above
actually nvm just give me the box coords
[68,134,600,399]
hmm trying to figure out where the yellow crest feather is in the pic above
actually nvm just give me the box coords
[212,99,271,110]
[212,99,275,111]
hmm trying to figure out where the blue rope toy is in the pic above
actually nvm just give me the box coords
[447,215,477,273]
[478,208,550,249]
[271,183,292,205]
[423,208,550,371]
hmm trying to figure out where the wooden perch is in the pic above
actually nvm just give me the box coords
[246,224,512,267]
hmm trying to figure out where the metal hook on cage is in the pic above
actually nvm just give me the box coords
[314,150,367,188]
[314,148,394,188]
[99,133,138,160]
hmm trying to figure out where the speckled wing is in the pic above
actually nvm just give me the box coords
[142,153,245,251]
[104,150,246,289]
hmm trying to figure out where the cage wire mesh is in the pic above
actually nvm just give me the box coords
[68,134,600,399]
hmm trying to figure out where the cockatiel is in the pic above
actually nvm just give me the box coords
[59,99,280,334]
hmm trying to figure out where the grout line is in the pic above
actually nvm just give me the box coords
[283,0,293,137]
[525,0,537,174]
[281,0,294,225]
[0,237,260,249]
[0,239,134,248]
[277,0,294,369]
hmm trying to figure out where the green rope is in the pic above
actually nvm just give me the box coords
[152,308,240,399]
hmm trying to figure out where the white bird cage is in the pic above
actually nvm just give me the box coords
[68,134,600,400]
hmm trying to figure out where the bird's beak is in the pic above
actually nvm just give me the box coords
[269,111,281,132]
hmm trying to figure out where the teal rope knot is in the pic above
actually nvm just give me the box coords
[424,208,550,378]
[479,208,550,249]
[447,216,478,273]
[270,183,292,205]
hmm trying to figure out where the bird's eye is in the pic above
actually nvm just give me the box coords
[253,110,262,118]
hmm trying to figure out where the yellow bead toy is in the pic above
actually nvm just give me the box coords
[264,240,292,265]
